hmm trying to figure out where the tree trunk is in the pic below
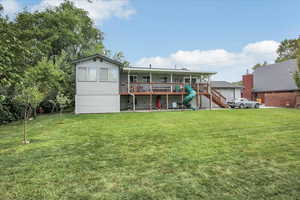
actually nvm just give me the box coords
[60,107,63,121]
[23,107,27,144]
[33,107,37,119]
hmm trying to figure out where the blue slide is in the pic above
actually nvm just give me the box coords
[183,85,196,110]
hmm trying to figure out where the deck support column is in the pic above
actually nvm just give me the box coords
[150,71,152,111]
[127,71,130,93]
[166,94,169,110]
[181,93,184,110]
[197,82,200,109]
[170,73,173,92]
[133,95,136,111]
[149,72,152,92]
[208,75,212,110]
[150,94,152,111]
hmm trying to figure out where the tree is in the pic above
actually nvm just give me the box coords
[252,61,268,70]
[276,39,299,63]
[24,57,64,94]
[56,92,70,121]
[14,1,104,60]
[0,15,33,87]
[15,86,44,144]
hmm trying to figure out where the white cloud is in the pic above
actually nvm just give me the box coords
[135,40,280,82]
[31,0,136,24]
[0,0,21,18]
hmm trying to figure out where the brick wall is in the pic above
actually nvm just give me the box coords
[242,74,253,100]
[262,91,299,107]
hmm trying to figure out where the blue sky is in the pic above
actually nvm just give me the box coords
[1,0,300,81]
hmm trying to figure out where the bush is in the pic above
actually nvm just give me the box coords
[0,96,24,125]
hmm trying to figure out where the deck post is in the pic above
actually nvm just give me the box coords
[197,82,200,109]
[181,92,184,110]
[190,74,192,85]
[133,95,136,111]
[208,75,212,110]
[150,72,152,93]
[166,94,169,110]
[170,73,173,92]
[150,94,152,111]
[127,71,130,93]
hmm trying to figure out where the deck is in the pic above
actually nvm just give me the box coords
[119,82,229,108]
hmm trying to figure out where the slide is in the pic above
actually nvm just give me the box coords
[183,85,196,110]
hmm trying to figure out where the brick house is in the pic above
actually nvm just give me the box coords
[242,59,300,107]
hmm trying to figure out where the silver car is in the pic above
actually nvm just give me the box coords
[227,98,260,109]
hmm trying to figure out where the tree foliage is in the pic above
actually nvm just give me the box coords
[0,17,32,87]
[252,61,268,70]
[276,39,299,63]
[294,41,300,89]
[15,1,104,59]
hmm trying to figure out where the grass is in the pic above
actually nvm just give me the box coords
[0,109,300,200]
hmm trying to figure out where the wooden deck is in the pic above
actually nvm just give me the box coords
[120,91,209,96]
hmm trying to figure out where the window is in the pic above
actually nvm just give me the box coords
[191,77,197,84]
[78,66,97,81]
[108,67,118,81]
[142,76,150,83]
[184,77,190,84]
[130,75,137,83]
[78,67,86,81]
[160,77,168,83]
[100,68,109,81]
[174,78,182,83]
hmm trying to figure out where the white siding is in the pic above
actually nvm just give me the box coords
[76,60,119,95]
[75,59,120,114]
[75,95,120,114]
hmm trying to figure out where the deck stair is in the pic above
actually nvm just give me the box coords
[204,88,229,108]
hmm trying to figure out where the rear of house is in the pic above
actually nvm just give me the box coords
[73,54,241,113]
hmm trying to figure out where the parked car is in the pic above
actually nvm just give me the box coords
[227,98,260,109]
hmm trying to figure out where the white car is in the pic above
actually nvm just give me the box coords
[227,98,260,109]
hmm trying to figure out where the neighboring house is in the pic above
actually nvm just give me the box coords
[73,54,230,114]
[211,81,242,102]
[242,59,300,107]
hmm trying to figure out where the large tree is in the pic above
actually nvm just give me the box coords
[0,13,33,88]
[276,39,299,63]
[14,1,104,61]
[294,41,300,89]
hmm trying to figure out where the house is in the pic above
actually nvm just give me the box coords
[73,54,232,114]
[211,81,242,102]
[242,59,300,107]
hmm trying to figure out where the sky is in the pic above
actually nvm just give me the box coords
[1,0,300,81]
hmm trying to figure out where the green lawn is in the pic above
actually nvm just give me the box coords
[0,109,300,200]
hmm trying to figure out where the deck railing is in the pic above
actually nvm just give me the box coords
[120,82,209,94]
